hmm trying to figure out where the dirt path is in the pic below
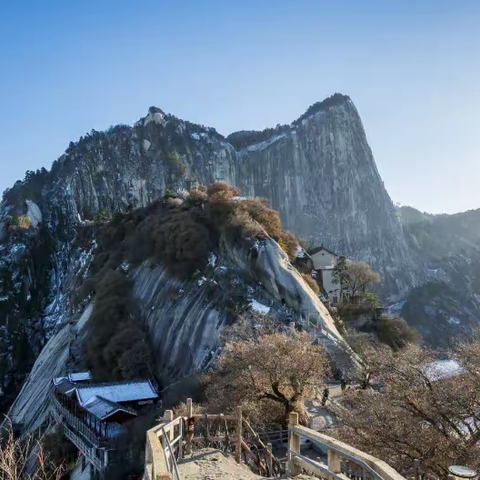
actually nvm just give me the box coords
[178,449,263,480]
[178,449,316,480]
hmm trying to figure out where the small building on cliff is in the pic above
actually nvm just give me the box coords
[309,246,340,302]
[52,376,159,428]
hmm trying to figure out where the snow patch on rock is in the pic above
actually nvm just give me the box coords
[387,299,406,316]
[250,299,270,315]
[424,359,463,381]
[208,253,217,268]
[26,200,42,227]
[237,133,287,156]
[447,316,461,325]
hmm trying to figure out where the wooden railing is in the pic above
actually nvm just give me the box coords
[50,390,111,440]
[287,412,406,480]
[144,398,283,480]
[145,410,183,480]
[256,428,289,446]
[144,400,406,480]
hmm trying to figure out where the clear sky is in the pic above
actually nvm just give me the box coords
[0,0,479,214]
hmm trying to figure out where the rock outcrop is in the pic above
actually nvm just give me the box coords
[10,224,358,435]
[1,94,418,302]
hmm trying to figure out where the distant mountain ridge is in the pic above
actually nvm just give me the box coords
[397,206,480,344]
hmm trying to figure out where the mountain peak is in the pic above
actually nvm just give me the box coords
[135,106,167,127]
[148,106,166,116]
[293,93,351,125]
[226,93,352,151]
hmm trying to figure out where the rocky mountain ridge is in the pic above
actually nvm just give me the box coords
[2,94,420,297]
[7,191,358,435]
[1,93,479,416]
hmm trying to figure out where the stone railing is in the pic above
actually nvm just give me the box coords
[287,412,406,480]
[144,410,183,480]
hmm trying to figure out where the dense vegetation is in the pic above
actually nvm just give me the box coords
[0,217,56,413]
[82,271,153,381]
[81,182,310,382]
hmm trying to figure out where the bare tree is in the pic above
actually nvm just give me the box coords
[206,331,328,427]
[333,340,480,478]
[0,423,68,480]
[335,260,380,299]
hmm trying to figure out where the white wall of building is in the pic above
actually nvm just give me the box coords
[311,249,336,270]
[321,269,340,299]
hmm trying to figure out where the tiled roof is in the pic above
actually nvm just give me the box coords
[76,380,158,407]
[68,371,92,382]
[83,395,138,421]
[55,379,75,395]
[53,371,92,385]
[53,376,68,386]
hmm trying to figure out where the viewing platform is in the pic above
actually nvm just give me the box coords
[144,398,407,480]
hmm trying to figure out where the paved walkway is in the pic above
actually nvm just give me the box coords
[178,449,316,480]
[305,381,357,432]
[178,449,262,480]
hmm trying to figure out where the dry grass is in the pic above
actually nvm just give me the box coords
[278,231,300,261]
[187,188,207,203]
[204,182,300,262]
[0,423,69,480]
[228,207,265,239]
[207,182,239,198]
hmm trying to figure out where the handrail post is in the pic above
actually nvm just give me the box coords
[164,410,174,471]
[178,416,183,461]
[288,412,301,475]
[235,406,242,464]
[414,459,420,480]
[328,448,342,474]
[267,443,273,476]
[185,398,193,455]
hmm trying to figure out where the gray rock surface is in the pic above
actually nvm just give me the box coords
[9,304,93,433]
[2,93,479,432]
[3,96,417,300]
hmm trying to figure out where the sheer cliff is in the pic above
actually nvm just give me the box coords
[1,93,478,418]
[7,192,358,434]
[1,95,418,302]
[232,97,418,296]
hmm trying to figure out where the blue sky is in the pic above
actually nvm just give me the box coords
[0,0,479,214]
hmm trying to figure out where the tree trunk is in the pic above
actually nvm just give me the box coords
[284,399,308,427]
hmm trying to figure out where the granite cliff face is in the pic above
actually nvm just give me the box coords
[1,93,478,420]
[232,98,418,296]
[3,95,418,299]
